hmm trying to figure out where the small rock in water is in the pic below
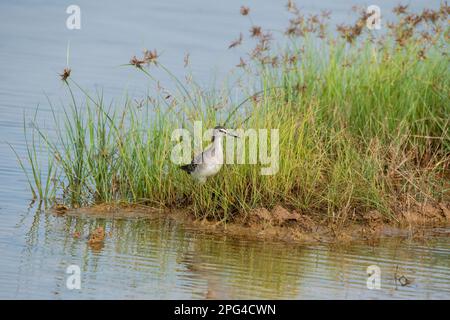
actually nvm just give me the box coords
[397,275,414,286]
[53,204,68,215]
[88,227,105,244]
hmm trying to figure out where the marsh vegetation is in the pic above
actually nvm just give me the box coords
[14,3,450,228]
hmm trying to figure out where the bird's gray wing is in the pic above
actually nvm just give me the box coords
[192,144,213,164]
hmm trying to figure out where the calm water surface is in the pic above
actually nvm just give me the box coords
[0,0,448,299]
[2,211,450,299]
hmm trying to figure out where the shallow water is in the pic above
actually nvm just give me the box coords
[1,210,449,299]
[0,0,448,299]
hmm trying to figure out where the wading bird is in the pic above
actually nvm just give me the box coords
[180,126,239,183]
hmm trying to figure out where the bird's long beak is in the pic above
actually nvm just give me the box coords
[226,131,239,138]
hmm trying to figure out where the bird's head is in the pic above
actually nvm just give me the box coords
[212,125,239,141]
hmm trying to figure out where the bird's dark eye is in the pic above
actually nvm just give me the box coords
[219,129,227,133]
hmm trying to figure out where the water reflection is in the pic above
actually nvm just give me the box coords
[3,208,448,299]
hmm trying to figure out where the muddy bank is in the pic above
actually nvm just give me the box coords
[53,201,450,245]
[184,203,450,244]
